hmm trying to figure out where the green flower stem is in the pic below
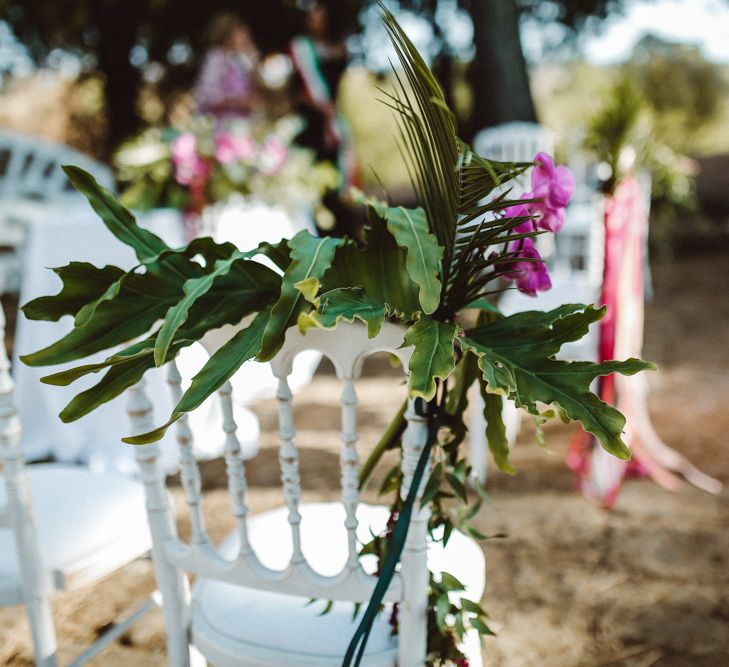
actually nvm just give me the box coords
[358,399,407,490]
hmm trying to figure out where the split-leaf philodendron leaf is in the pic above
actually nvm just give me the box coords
[365,201,443,314]
[258,230,344,361]
[460,305,656,459]
[298,287,386,338]
[403,317,459,401]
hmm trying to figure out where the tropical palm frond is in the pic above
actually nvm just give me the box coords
[381,3,541,317]
[380,3,459,269]
[456,141,532,215]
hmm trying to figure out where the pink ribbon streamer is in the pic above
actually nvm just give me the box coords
[567,177,722,507]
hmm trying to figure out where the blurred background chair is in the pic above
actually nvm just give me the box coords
[0,306,155,667]
[0,131,114,294]
[133,321,486,666]
[469,121,559,483]
[473,121,555,166]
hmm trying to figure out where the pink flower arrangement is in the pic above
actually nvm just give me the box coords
[259,136,288,175]
[500,152,575,296]
[171,133,210,186]
[505,237,552,296]
[214,131,255,164]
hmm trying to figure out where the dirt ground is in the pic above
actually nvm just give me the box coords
[1,253,728,666]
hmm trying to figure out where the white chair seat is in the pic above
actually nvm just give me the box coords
[192,503,485,667]
[0,464,151,605]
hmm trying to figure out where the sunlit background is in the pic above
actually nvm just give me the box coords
[1,1,728,665]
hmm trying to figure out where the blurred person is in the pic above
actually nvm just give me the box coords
[289,1,356,190]
[195,13,261,121]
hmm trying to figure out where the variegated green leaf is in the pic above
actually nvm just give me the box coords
[258,231,345,361]
[366,202,443,314]
[402,317,458,401]
[298,287,386,338]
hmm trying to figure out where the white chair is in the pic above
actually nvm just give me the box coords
[473,121,555,165]
[133,321,486,666]
[469,122,557,482]
[0,131,114,200]
[0,307,155,666]
[0,131,114,293]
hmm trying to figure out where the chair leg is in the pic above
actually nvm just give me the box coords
[128,384,191,667]
[21,564,57,667]
[3,445,57,666]
[398,401,429,667]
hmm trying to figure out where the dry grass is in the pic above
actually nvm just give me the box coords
[2,254,729,666]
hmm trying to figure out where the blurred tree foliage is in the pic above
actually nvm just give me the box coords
[0,0,319,151]
[0,0,638,153]
[626,35,728,151]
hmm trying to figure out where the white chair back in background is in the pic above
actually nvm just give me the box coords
[473,121,555,165]
[132,321,486,667]
[0,305,156,666]
[469,121,556,482]
[0,131,115,294]
[0,131,114,200]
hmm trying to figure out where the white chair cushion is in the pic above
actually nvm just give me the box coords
[0,464,151,605]
[192,503,485,666]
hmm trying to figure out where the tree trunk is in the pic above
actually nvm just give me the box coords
[94,6,142,157]
[465,0,536,140]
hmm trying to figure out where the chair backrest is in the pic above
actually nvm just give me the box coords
[0,131,114,200]
[0,307,58,666]
[474,121,555,165]
[550,194,605,288]
[131,321,432,665]
[473,122,557,260]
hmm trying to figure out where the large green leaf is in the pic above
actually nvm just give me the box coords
[43,287,270,422]
[298,287,386,338]
[402,317,458,401]
[124,308,270,444]
[64,166,170,263]
[22,263,124,322]
[58,340,184,423]
[154,253,279,365]
[323,213,421,319]
[74,237,241,328]
[460,306,656,459]
[366,202,443,314]
[478,377,514,474]
[20,268,190,367]
[40,338,157,387]
[258,231,344,360]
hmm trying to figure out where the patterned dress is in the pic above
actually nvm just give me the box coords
[195,48,256,121]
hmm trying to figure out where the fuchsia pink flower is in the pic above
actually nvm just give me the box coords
[529,151,575,232]
[498,152,574,296]
[171,133,210,186]
[505,237,552,296]
[215,132,255,164]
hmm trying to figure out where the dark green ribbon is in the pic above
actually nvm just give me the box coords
[344,387,446,666]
